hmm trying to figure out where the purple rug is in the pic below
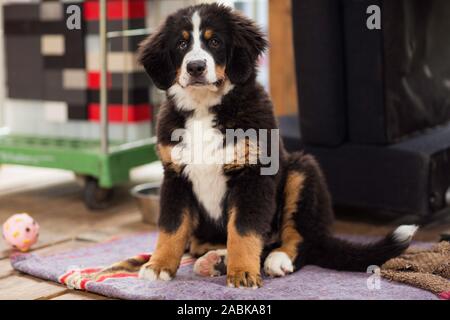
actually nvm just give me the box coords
[10,232,438,300]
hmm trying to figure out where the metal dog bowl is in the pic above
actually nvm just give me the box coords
[130,182,161,225]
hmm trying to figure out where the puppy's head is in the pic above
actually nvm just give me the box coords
[138,4,267,91]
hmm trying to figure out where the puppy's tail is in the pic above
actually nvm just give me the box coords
[296,225,418,271]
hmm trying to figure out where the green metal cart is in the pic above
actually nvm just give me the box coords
[0,133,157,209]
[0,0,158,209]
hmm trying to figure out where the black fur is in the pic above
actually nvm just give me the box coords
[138,23,175,90]
[225,11,267,84]
[139,3,415,279]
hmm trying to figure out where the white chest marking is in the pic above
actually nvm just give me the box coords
[173,109,228,221]
[166,10,236,221]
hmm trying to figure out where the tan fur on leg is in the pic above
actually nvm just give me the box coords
[274,171,305,260]
[226,207,263,288]
[140,210,192,279]
[264,171,305,277]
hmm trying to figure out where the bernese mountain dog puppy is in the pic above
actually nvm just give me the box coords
[137,3,418,288]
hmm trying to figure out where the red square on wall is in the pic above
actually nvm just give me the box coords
[84,0,146,21]
[88,103,152,123]
[88,72,112,89]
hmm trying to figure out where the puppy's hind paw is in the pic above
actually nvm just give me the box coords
[194,249,227,277]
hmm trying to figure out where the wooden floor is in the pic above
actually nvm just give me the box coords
[0,164,449,300]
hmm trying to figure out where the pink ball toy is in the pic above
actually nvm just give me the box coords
[2,213,39,252]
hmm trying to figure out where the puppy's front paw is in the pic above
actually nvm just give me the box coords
[226,270,262,289]
[264,251,294,277]
[139,262,174,281]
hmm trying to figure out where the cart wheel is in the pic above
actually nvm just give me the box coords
[83,177,114,210]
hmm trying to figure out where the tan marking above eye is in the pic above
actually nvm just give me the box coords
[182,30,189,40]
[204,29,213,40]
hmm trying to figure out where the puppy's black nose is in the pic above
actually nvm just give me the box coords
[187,60,206,77]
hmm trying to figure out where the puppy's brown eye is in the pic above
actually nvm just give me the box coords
[178,40,188,50]
[209,38,220,49]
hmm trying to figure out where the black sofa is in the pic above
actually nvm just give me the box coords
[284,0,450,219]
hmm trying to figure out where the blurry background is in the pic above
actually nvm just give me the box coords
[0,0,291,141]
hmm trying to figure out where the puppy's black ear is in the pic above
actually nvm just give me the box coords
[226,12,268,84]
[138,23,175,90]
